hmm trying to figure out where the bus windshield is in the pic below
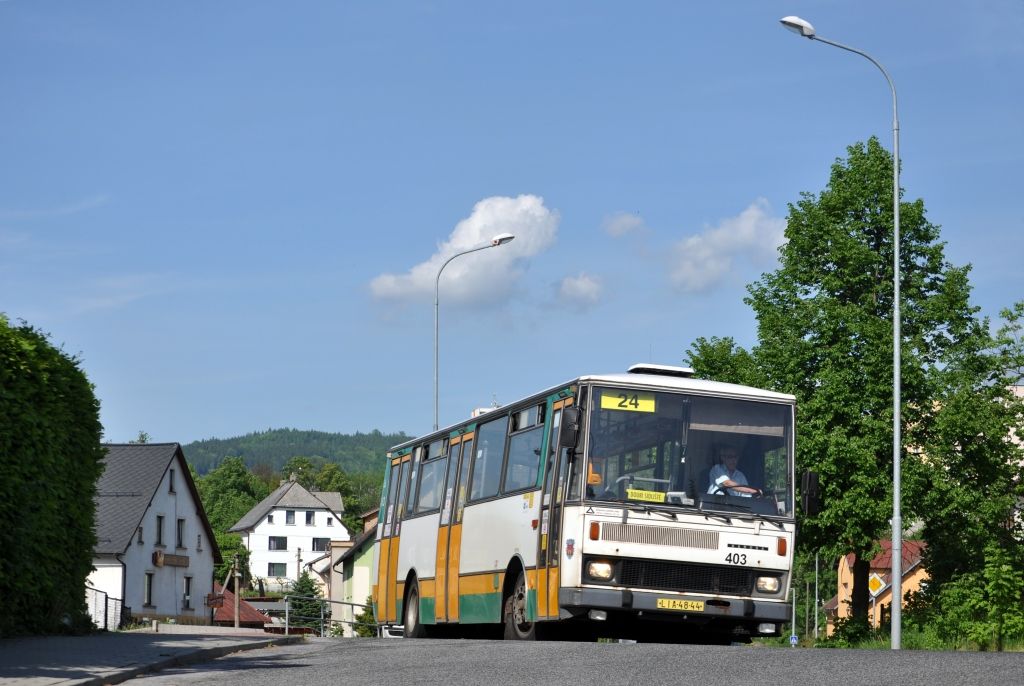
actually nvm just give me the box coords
[585,386,793,517]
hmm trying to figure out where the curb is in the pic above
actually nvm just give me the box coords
[77,635,306,685]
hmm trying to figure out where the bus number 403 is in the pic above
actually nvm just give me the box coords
[724,553,747,565]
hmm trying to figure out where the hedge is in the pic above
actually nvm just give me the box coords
[0,315,105,636]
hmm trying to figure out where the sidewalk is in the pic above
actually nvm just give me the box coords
[0,624,305,686]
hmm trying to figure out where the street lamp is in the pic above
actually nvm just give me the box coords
[433,233,515,431]
[779,15,903,650]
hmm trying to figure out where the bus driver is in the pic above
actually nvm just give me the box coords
[707,444,762,497]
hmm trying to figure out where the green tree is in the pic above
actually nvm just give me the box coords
[0,316,105,636]
[196,456,271,534]
[713,138,981,629]
[281,455,320,490]
[315,462,352,496]
[129,430,151,444]
[289,571,328,630]
[686,336,765,387]
[340,471,383,535]
[214,534,252,592]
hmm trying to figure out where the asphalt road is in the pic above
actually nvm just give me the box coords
[130,637,1024,686]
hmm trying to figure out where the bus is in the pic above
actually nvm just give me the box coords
[371,363,808,643]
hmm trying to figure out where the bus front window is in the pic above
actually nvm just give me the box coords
[585,387,793,517]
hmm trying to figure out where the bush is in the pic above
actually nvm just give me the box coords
[353,595,377,637]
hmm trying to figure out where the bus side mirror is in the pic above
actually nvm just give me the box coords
[559,406,581,449]
[801,470,821,517]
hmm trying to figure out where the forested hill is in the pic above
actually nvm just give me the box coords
[183,428,412,475]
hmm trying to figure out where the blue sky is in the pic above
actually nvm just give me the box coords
[2,1,1021,445]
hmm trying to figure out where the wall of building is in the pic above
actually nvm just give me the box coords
[121,463,217,624]
[246,506,350,590]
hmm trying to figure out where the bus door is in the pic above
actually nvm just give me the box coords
[536,398,574,620]
[435,432,473,623]
[376,453,412,623]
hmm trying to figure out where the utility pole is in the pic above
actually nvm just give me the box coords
[233,553,240,629]
[814,553,820,639]
[296,547,302,581]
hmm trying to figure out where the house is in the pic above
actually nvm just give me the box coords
[331,508,379,636]
[229,475,350,592]
[824,539,928,635]
[88,443,221,627]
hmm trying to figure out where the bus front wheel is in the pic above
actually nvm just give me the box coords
[403,581,428,638]
[503,571,536,640]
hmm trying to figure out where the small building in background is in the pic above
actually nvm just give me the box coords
[331,508,379,636]
[211,582,272,629]
[824,539,928,635]
[229,475,350,593]
[89,443,221,628]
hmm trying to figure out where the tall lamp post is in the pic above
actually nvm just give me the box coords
[434,233,515,431]
[779,15,903,650]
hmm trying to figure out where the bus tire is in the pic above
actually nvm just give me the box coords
[403,581,428,638]
[503,570,536,640]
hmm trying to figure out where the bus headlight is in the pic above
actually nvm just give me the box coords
[586,560,614,581]
[756,576,780,593]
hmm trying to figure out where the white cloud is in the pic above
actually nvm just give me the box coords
[603,212,645,237]
[558,272,602,310]
[69,273,178,314]
[668,198,786,293]
[370,194,559,305]
[0,195,110,221]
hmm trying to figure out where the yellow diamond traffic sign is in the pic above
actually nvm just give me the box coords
[868,572,886,597]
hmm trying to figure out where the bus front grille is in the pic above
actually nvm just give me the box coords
[618,559,755,595]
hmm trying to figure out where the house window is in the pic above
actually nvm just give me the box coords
[269,536,288,550]
[137,527,144,545]
[286,510,295,525]
[183,576,193,610]
[267,514,274,524]
[305,511,314,526]
[313,537,330,552]
[144,572,154,607]
[155,516,165,546]
[196,534,203,552]
[176,519,186,548]
[327,517,333,527]
[169,469,176,493]
[268,562,287,577]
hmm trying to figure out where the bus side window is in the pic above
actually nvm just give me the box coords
[382,461,401,536]
[503,425,543,493]
[394,459,411,533]
[470,415,508,501]
[455,439,473,522]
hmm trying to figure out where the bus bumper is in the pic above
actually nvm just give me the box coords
[558,587,789,624]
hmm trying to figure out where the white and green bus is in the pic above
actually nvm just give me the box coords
[372,364,810,643]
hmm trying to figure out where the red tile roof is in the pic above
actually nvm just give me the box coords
[871,539,925,571]
[842,539,925,574]
[212,583,272,626]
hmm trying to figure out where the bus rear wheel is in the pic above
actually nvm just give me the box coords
[503,571,536,640]
[404,582,428,638]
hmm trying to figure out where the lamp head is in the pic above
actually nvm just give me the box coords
[780,15,816,38]
[491,233,515,247]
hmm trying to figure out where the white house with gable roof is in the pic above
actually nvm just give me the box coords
[229,475,350,591]
[89,443,221,628]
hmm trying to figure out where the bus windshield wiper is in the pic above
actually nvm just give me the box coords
[628,505,677,521]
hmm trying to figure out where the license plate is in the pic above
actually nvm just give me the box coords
[656,598,704,612]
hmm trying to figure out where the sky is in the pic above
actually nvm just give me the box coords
[2,1,1021,445]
